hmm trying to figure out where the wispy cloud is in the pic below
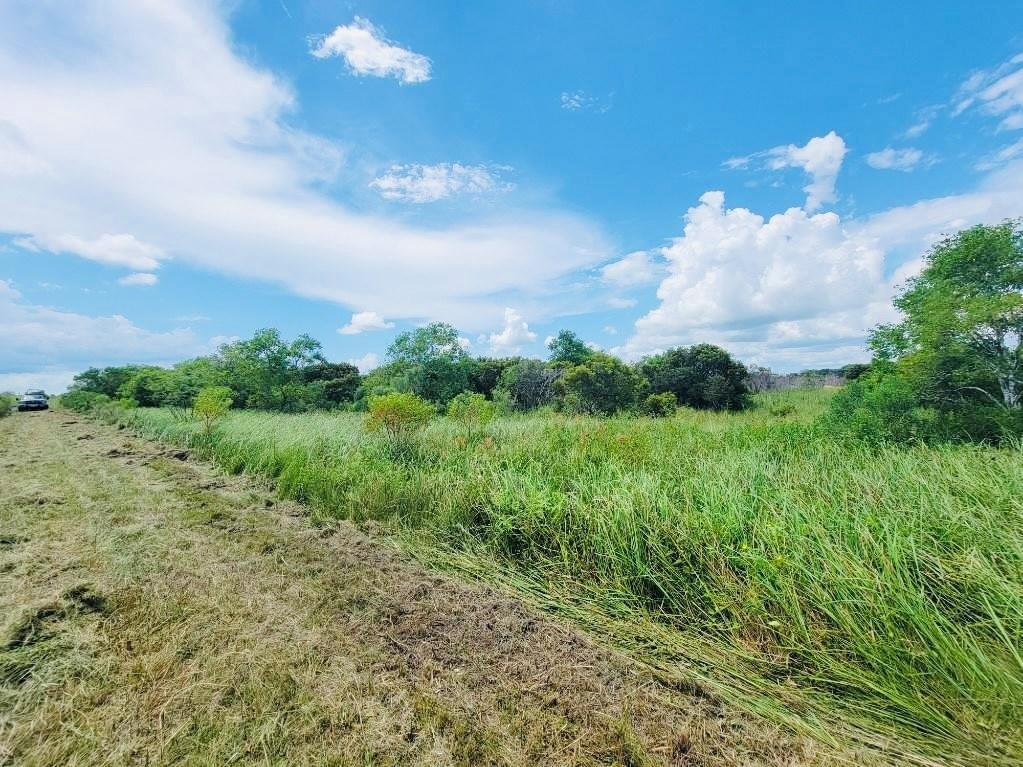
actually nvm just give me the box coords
[15,233,165,271]
[370,163,513,203]
[865,147,934,172]
[560,90,612,113]
[953,52,1023,130]
[118,272,158,286]
[310,17,431,84]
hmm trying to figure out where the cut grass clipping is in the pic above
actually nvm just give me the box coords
[105,388,1022,765]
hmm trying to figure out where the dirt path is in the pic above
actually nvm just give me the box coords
[0,411,824,766]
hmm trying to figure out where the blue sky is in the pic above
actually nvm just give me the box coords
[2,1,1023,392]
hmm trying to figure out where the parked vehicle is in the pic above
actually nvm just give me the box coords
[18,391,49,411]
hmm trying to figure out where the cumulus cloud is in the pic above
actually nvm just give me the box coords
[764,132,847,211]
[15,233,165,271]
[486,308,537,355]
[618,155,1023,370]
[118,272,158,286]
[370,163,512,203]
[600,250,660,287]
[0,1,607,333]
[337,310,394,335]
[723,132,847,211]
[310,17,431,84]
[954,52,1023,130]
[348,352,380,372]
[0,279,198,374]
[865,147,930,171]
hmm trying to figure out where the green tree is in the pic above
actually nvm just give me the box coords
[833,221,1023,442]
[446,391,495,440]
[192,385,233,436]
[875,220,1023,411]
[560,353,641,415]
[547,330,594,366]
[495,359,560,410]
[639,344,749,411]
[467,357,521,399]
[71,366,145,398]
[384,323,471,405]
[117,366,170,407]
[218,329,324,411]
[304,362,362,406]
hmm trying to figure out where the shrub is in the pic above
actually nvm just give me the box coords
[446,391,495,439]
[639,344,750,410]
[0,393,15,417]
[366,392,434,454]
[769,402,796,417]
[560,353,641,415]
[60,390,111,413]
[642,391,677,417]
[192,385,233,436]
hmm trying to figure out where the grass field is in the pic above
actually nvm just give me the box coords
[106,389,1023,765]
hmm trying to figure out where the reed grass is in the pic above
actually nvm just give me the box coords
[114,389,1023,765]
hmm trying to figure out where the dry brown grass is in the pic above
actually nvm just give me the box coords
[0,411,834,766]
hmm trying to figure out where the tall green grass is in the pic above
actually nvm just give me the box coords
[114,390,1022,765]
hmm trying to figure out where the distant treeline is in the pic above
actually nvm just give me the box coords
[63,324,863,418]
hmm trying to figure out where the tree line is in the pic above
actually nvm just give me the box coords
[64,324,766,418]
[63,220,1023,444]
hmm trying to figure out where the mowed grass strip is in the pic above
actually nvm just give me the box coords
[115,389,1023,765]
[1,411,822,767]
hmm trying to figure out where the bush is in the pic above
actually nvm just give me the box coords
[639,344,750,411]
[560,353,641,415]
[446,391,495,439]
[0,393,15,417]
[366,392,435,456]
[769,402,796,417]
[642,391,677,417]
[192,386,233,436]
[60,390,112,413]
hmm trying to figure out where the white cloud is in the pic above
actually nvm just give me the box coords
[0,370,79,396]
[348,352,379,373]
[607,297,637,309]
[337,310,394,335]
[764,132,847,212]
[0,279,198,374]
[15,233,165,271]
[903,105,942,138]
[619,156,1023,370]
[954,52,1023,131]
[722,132,847,211]
[0,2,608,333]
[370,163,512,203]
[600,250,660,287]
[560,91,611,113]
[865,147,928,171]
[976,138,1023,171]
[310,17,431,84]
[118,272,158,286]
[486,307,537,355]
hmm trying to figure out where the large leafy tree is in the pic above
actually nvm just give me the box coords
[873,220,1023,411]
[639,344,749,410]
[384,322,471,404]
[547,330,594,366]
[560,353,641,415]
[218,328,324,410]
